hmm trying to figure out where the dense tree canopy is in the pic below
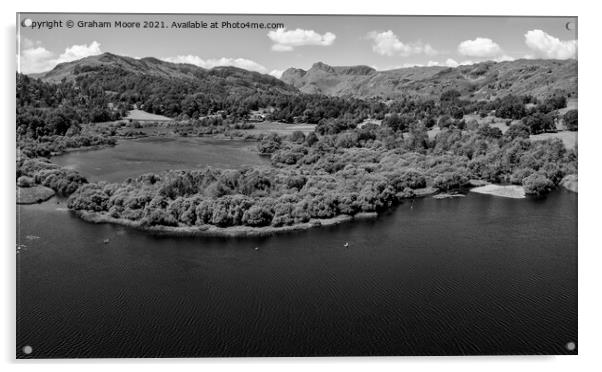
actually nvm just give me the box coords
[18,66,577,231]
[67,121,577,229]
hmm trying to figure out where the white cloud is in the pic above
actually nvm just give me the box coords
[267,28,336,52]
[458,37,503,58]
[398,63,423,68]
[19,45,53,74]
[19,39,102,74]
[524,29,577,59]
[56,41,101,64]
[163,55,268,73]
[367,30,438,57]
[445,58,460,67]
[375,56,511,71]
[494,55,514,62]
[269,69,283,78]
[423,58,461,68]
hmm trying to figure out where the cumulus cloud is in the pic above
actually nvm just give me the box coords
[163,55,268,73]
[269,69,283,78]
[19,44,53,74]
[267,28,336,52]
[58,41,102,63]
[425,58,462,68]
[444,58,460,67]
[524,29,577,59]
[367,30,437,57]
[457,37,503,58]
[391,58,461,69]
[19,39,102,74]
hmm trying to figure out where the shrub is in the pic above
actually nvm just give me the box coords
[564,110,578,131]
[523,173,554,197]
[522,112,555,134]
[17,176,34,187]
[438,115,453,129]
[290,130,306,144]
[504,123,530,140]
[242,205,274,226]
[495,95,526,120]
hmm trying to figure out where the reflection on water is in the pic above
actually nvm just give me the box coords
[52,136,269,183]
[16,189,577,357]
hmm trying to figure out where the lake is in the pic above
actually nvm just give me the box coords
[16,138,577,357]
[52,136,269,183]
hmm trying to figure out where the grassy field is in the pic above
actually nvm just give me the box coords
[17,186,55,204]
[245,121,316,135]
[530,131,577,149]
[125,110,173,122]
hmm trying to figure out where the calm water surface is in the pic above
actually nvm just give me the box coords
[17,139,577,357]
[52,136,269,183]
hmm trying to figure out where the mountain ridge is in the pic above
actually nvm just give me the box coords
[30,53,577,102]
[281,59,577,100]
[32,52,287,84]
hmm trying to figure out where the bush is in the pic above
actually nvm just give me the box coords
[477,124,502,139]
[564,110,578,131]
[495,95,526,120]
[466,119,479,131]
[290,130,306,144]
[433,170,470,191]
[523,173,554,197]
[257,133,282,154]
[17,176,34,187]
[242,205,274,226]
[305,132,319,146]
[504,123,530,140]
[522,112,555,134]
[142,208,178,227]
[438,115,452,129]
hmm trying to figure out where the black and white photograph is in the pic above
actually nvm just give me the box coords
[15,11,579,359]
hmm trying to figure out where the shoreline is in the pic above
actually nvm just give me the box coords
[74,210,379,237]
[50,143,116,157]
[470,184,526,199]
[66,185,480,236]
[560,174,578,193]
[17,186,55,204]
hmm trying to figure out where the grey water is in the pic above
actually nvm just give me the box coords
[52,136,269,183]
[17,138,577,357]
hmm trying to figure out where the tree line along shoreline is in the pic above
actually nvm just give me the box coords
[17,70,577,235]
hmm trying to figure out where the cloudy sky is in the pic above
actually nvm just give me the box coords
[18,14,577,77]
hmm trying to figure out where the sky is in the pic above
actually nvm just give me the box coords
[17,13,578,77]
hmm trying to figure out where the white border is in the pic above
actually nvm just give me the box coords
[3,0,601,371]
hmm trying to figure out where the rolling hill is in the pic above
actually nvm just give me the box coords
[28,53,300,118]
[30,53,577,106]
[281,59,577,100]
[32,52,299,97]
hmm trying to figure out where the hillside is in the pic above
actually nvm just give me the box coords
[34,53,292,91]
[32,52,299,99]
[281,59,577,100]
[28,53,299,119]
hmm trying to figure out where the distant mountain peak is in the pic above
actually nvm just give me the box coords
[281,59,577,100]
[310,61,335,73]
